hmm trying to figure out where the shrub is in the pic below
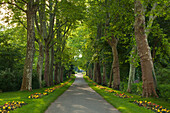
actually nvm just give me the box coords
[41,80,46,88]
[119,82,128,92]
[32,73,39,89]
[131,82,142,95]
[0,69,22,92]
[157,84,170,102]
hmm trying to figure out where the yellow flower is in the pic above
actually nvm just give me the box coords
[3,106,6,109]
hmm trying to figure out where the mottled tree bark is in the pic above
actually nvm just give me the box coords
[87,68,89,77]
[107,37,120,90]
[108,63,113,88]
[20,0,35,91]
[134,0,158,97]
[89,67,93,79]
[68,71,71,78]
[37,42,44,88]
[54,63,60,84]
[127,46,136,92]
[96,62,102,85]
[44,44,50,86]
[60,66,64,82]
[49,46,54,86]
[102,62,107,86]
[93,62,97,82]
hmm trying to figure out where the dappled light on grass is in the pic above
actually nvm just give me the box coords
[0,76,75,113]
[83,75,156,113]
[117,106,126,110]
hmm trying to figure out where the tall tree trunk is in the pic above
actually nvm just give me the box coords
[96,62,102,84]
[68,71,71,78]
[108,63,113,88]
[54,63,60,84]
[134,0,158,97]
[87,68,89,77]
[93,62,97,82]
[44,44,50,86]
[20,0,35,91]
[49,46,54,86]
[60,65,64,82]
[89,66,93,79]
[37,42,44,88]
[102,62,107,86]
[127,46,136,92]
[107,37,120,90]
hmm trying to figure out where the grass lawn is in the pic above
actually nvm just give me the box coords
[0,76,75,113]
[83,75,170,113]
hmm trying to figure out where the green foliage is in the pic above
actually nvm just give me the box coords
[119,82,143,96]
[119,82,128,92]
[131,83,143,96]
[157,84,170,102]
[0,78,75,113]
[156,65,170,84]
[0,69,22,92]
[41,80,46,88]
[32,71,40,89]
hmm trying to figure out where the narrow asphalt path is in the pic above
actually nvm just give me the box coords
[45,73,120,113]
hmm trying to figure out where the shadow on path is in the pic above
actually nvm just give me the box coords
[45,73,120,113]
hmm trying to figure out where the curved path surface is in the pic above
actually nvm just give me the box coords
[45,73,120,113]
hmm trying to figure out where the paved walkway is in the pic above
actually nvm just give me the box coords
[45,73,120,113]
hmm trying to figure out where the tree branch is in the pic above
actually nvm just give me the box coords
[146,2,157,37]
[7,2,27,13]
[14,0,25,5]
[35,13,40,35]
[62,23,72,37]
[49,23,72,49]
[21,0,28,4]
[17,17,27,29]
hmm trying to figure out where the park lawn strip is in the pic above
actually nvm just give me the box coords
[83,75,170,113]
[0,76,75,113]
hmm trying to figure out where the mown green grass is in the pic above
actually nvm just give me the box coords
[83,75,170,113]
[0,76,75,113]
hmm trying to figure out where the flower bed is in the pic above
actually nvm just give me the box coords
[28,93,42,99]
[114,93,133,98]
[28,78,72,99]
[0,101,27,113]
[133,100,170,113]
[91,81,133,99]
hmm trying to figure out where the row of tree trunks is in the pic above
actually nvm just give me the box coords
[20,0,36,91]
[134,0,158,97]
[87,62,106,85]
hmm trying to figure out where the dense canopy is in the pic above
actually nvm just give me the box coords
[0,0,169,100]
